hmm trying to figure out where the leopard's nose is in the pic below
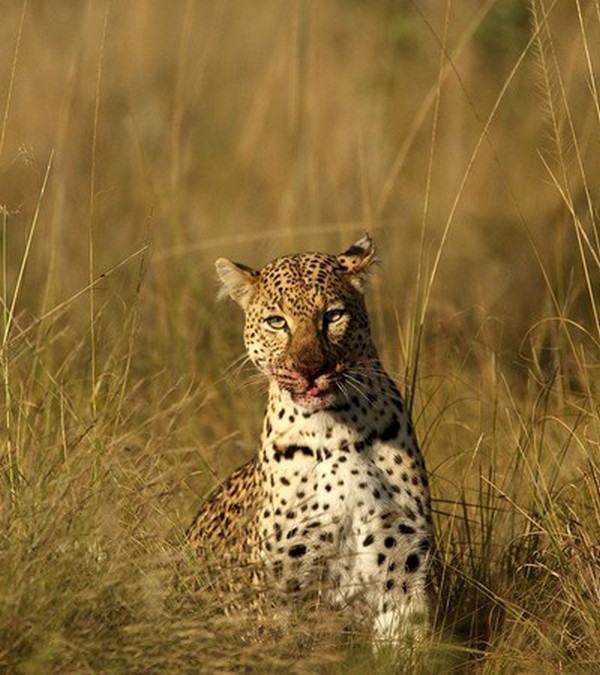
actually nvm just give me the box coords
[294,356,330,385]
[291,330,331,384]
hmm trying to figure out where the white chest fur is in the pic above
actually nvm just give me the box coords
[257,381,432,615]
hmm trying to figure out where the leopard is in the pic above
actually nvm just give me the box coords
[187,234,434,652]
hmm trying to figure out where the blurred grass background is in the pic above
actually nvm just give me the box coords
[1,1,599,672]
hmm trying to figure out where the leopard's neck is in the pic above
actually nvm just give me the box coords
[259,362,411,460]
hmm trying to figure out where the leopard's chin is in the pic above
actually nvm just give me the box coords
[290,388,337,411]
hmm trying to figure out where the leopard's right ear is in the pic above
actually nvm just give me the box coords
[215,258,259,309]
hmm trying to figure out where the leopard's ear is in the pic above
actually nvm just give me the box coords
[336,234,377,289]
[215,258,259,309]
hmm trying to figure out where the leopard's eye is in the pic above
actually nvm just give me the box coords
[264,315,288,331]
[324,308,345,326]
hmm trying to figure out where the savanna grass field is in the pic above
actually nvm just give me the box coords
[1,1,600,673]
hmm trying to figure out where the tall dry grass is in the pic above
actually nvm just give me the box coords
[1,1,599,672]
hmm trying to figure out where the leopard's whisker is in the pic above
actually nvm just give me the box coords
[343,377,371,404]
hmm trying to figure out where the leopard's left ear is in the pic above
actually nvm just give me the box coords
[336,234,377,289]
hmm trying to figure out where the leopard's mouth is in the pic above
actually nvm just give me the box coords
[290,387,336,409]
[291,384,330,403]
[270,365,345,409]
[288,376,343,410]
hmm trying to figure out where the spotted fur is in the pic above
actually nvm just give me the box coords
[187,235,434,649]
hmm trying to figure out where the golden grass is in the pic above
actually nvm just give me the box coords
[1,1,599,672]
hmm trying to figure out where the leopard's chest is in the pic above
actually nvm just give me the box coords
[257,409,428,585]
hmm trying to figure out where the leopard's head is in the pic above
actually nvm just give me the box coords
[216,235,378,410]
